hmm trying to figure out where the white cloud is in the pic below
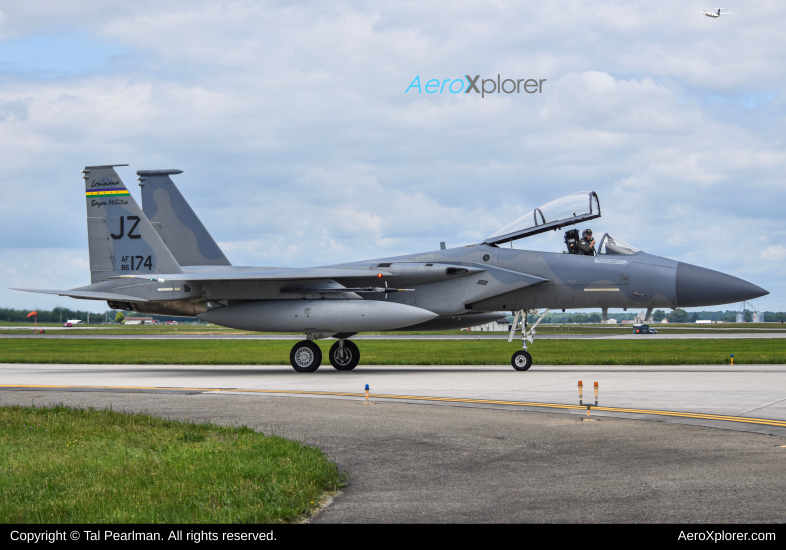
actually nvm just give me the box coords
[0,248,98,311]
[761,245,786,262]
[0,1,784,311]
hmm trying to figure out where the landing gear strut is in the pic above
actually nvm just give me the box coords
[329,339,360,371]
[508,308,549,371]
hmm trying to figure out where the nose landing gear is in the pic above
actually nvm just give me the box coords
[508,308,549,371]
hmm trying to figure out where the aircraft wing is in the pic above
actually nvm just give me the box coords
[110,267,394,282]
[9,288,149,302]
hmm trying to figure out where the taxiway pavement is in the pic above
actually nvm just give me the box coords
[3,363,786,436]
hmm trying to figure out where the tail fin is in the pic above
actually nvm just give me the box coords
[84,165,182,283]
[138,169,231,266]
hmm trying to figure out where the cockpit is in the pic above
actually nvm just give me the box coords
[484,191,640,256]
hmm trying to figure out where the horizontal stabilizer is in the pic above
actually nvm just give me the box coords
[10,288,149,302]
[111,267,394,282]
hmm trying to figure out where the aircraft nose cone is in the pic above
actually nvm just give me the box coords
[676,262,769,307]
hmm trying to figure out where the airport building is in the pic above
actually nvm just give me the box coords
[463,319,508,332]
[123,317,156,325]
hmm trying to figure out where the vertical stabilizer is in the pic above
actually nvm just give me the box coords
[138,170,231,266]
[84,165,182,283]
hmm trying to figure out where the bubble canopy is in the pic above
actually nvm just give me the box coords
[485,191,601,245]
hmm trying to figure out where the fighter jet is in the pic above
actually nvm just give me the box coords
[698,8,731,18]
[13,165,768,372]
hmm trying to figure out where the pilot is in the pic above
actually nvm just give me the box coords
[578,229,595,256]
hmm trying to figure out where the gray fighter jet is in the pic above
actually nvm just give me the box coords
[14,165,768,372]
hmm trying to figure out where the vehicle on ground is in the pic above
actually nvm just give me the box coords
[633,324,657,334]
[14,165,768,372]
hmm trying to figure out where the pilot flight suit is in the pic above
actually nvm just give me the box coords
[578,237,595,256]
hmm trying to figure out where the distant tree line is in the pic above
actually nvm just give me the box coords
[0,307,110,324]
[519,308,784,324]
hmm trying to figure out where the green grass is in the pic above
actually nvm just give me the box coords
[0,338,784,365]
[0,405,343,523]
[2,322,784,335]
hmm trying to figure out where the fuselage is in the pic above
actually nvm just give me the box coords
[100,240,767,331]
[331,243,765,315]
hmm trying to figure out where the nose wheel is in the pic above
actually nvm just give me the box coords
[290,340,322,372]
[329,340,360,371]
[511,350,532,371]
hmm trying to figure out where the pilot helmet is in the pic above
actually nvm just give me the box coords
[582,229,593,239]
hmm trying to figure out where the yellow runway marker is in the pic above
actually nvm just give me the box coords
[2,384,786,429]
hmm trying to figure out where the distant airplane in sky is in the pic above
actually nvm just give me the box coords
[698,8,731,18]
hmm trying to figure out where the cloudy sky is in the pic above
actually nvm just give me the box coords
[0,1,783,313]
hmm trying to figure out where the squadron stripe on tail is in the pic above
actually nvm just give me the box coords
[86,189,130,196]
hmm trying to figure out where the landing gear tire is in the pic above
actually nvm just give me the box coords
[511,350,532,371]
[290,340,322,372]
[329,340,360,371]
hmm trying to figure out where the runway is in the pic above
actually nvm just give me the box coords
[2,332,785,340]
[2,363,786,436]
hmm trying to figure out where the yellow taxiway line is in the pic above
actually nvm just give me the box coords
[2,384,786,428]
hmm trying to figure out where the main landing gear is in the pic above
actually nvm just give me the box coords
[508,308,549,371]
[289,336,361,372]
[290,340,322,373]
[329,340,360,371]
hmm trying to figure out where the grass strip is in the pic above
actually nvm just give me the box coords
[0,338,784,365]
[3,323,785,336]
[0,405,343,523]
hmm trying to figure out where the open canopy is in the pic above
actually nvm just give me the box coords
[484,191,601,246]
